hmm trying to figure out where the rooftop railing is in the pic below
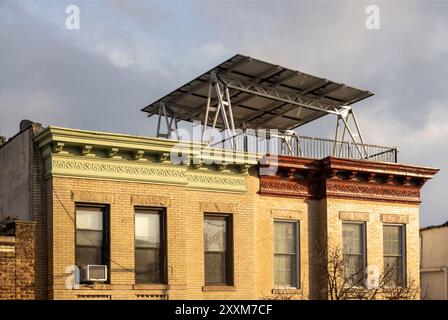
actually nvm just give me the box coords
[210,130,398,163]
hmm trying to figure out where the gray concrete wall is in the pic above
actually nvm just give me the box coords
[420,226,448,300]
[0,129,31,221]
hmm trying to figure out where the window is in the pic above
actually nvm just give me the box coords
[135,208,166,284]
[342,222,366,286]
[75,205,108,273]
[383,224,406,286]
[204,215,233,285]
[274,221,299,288]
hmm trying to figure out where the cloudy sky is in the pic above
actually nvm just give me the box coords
[0,0,446,226]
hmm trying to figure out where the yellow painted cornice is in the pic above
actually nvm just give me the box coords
[35,127,260,193]
[35,126,193,154]
[35,126,260,164]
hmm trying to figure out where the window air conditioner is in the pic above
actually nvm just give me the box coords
[81,265,107,282]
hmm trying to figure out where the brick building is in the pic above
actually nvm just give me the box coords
[0,220,36,299]
[0,55,439,299]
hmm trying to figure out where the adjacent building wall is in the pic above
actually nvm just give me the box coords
[0,221,36,300]
[0,129,32,221]
[420,225,448,299]
[0,124,48,299]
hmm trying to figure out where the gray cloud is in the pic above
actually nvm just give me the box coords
[0,0,446,226]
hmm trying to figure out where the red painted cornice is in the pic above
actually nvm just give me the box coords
[258,155,439,204]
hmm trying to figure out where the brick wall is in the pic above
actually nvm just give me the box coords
[325,198,420,296]
[0,221,36,300]
[30,125,49,300]
[49,173,259,299]
[43,169,424,300]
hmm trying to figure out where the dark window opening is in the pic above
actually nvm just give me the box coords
[204,214,233,286]
[135,208,167,284]
[75,205,109,282]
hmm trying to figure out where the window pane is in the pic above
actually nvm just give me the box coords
[383,225,402,256]
[384,256,403,285]
[75,206,106,271]
[135,212,160,248]
[76,230,103,246]
[343,223,363,255]
[204,215,231,285]
[76,208,103,231]
[274,222,295,254]
[76,246,102,267]
[383,225,404,286]
[205,252,225,284]
[135,248,160,283]
[134,209,165,284]
[274,255,294,287]
[274,221,298,287]
[344,254,364,285]
[205,218,226,252]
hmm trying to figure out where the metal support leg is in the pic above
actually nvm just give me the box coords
[156,101,178,139]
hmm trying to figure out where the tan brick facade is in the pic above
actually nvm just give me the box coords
[45,176,422,300]
[0,126,439,300]
[325,198,420,290]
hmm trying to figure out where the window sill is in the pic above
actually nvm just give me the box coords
[78,283,111,290]
[202,285,236,292]
[133,284,170,290]
[271,288,302,294]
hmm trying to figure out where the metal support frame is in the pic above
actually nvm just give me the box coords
[159,70,371,160]
[332,107,369,159]
[156,101,179,139]
[209,73,370,159]
[218,74,340,115]
[202,72,237,148]
[277,130,303,157]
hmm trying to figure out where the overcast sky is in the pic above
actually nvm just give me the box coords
[0,0,446,226]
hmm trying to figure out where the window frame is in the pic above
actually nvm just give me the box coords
[273,219,301,289]
[203,213,234,286]
[74,203,110,283]
[342,221,367,287]
[134,207,167,284]
[383,223,407,287]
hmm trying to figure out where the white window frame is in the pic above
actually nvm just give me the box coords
[342,221,367,288]
[273,220,300,289]
[383,223,407,287]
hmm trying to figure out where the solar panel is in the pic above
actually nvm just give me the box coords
[141,54,373,130]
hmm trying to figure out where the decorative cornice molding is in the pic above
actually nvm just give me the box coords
[187,171,246,193]
[47,156,247,193]
[133,150,145,160]
[35,126,259,168]
[259,155,437,204]
[52,142,64,153]
[107,148,119,158]
[81,145,92,156]
[325,180,420,203]
[260,177,311,198]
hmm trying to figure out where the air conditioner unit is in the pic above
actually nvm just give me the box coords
[81,265,108,282]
